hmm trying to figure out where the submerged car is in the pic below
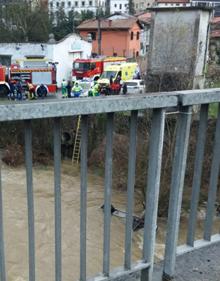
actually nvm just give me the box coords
[124,80,145,94]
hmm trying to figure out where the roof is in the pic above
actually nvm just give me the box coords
[210,16,220,23]
[210,29,220,37]
[77,18,142,30]
[156,0,190,3]
[136,12,152,24]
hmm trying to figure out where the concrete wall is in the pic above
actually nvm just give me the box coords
[149,10,198,74]
[149,8,211,82]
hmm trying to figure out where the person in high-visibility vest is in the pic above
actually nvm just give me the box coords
[71,82,82,97]
[61,78,68,98]
[88,81,100,97]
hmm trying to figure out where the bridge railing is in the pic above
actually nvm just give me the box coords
[0,89,220,281]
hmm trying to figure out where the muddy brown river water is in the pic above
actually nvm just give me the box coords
[1,160,219,281]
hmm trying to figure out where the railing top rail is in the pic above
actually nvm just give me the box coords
[0,94,177,121]
[1,88,220,121]
[178,88,220,106]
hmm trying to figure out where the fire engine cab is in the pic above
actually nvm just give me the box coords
[10,57,57,93]
[0,65,10,97]
[72,56,126,80]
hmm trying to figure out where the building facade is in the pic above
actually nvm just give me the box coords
[110,0,129,14]
[77,18,143,58]
[48,0,106,15]
[133,0,155,12]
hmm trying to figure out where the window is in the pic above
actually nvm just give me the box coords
[125,4,127,7]
[89,32,96,40]
[137,32,139,40]
[61,2,65,7]
[50,2,53,8]
[82,1,85,6]
[130,32,134,40]
[68,1,71,7]
[89,0,93,5]
[101,71,117,79]
[136,51,139,57]
[119,4,122,9]
[56,2,59,7]
[75,1,78,6]
[114,4,117,7]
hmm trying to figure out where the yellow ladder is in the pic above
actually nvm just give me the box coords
[72,116,81,164]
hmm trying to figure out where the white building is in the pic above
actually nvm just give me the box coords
[110,0,129,14]
[0,34,92,86]
[133,0,155,12]
[48,0,106,15]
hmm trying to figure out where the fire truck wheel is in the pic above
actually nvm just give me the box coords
[0,84,10,98]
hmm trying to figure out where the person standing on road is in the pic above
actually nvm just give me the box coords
[66,80,72,98]
[27,81,36,100]
[61,78,68,98]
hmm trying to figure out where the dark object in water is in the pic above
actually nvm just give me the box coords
[100,204,146,231]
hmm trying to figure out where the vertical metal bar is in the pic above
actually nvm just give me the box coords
[0,154,6,281]
[204,103,220,241]
[163,106,192,279]
[80,115,88,281]
[187,104,208,246]
[24,120,35,281]
[54,118,62,281]
[103,112,114,276]
[141,109,165,281]
[124,110,138,270]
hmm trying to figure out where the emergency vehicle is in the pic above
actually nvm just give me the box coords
[98,62,139,95]
[0,65,10,97]
[72,56,126,80]
[10,57,57,93]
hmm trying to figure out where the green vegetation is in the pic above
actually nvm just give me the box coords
[209,103,219,118]
[0,2,104,42]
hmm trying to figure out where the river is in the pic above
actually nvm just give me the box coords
[1,160,219,281]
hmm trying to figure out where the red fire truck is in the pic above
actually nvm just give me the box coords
[72,56,126,80]
[10,57,57,93]
[0,65,10,97]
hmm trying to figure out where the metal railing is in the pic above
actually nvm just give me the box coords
[0,89,220,281]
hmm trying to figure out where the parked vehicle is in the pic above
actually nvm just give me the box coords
[10,58,57,93]
[123,80,145,94]
[72,56,126,80]
[98,63,139,95]
[0,65,10,98]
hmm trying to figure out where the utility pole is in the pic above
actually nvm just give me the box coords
[98,16,101,55]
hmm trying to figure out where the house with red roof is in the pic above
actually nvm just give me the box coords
[77,18,143,58]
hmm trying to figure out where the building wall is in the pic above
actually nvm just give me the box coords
[127,22,142,57]
[79,23,141,58]
[52,34,92,85]
[48,0,105,15]
[110,0,129,14]
[133,0,154,12]
[0,34,92,87]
